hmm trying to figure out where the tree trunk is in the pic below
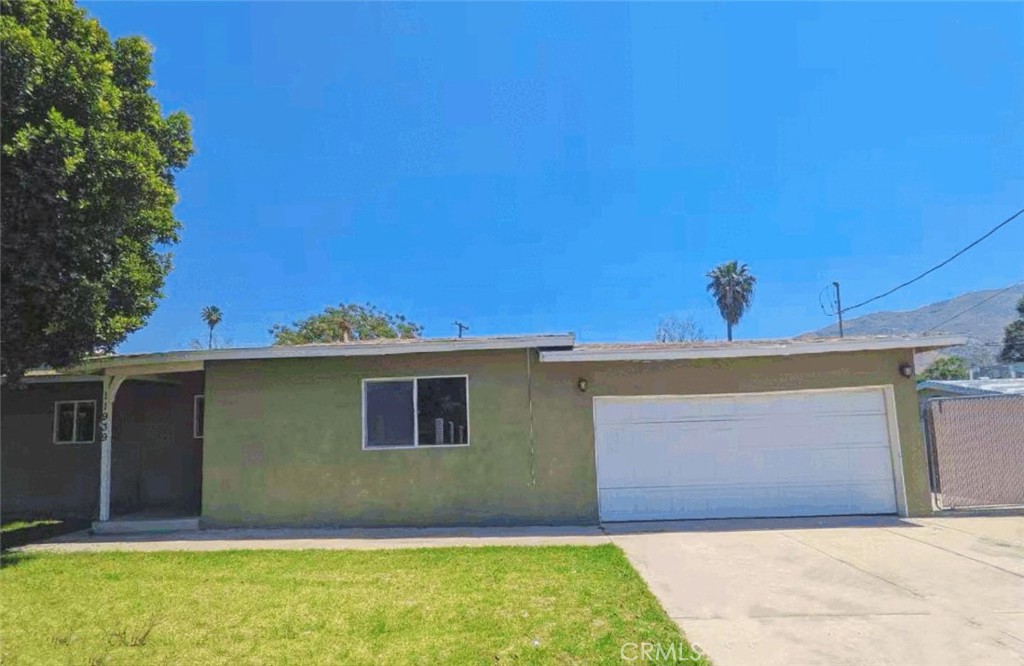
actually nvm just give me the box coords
[208,327,213,349]
[727,321,733,342]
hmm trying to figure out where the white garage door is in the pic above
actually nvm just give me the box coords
[594,387,900,522]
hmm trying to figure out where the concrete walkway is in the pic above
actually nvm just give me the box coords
[15,524,611,552]
[609,514,1024,666]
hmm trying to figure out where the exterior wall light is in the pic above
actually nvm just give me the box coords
[899,363,914,378]
[577,378,588,393]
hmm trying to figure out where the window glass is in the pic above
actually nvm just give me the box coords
[54,401,95,444]
[74,402,95,442]
[57,403,76,442]
[365,381,415,447]
[417,377,469,445]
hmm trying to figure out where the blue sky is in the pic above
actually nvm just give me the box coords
[83,2,1023,351]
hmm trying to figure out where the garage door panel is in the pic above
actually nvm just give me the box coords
[599,479,898,521]
[598,427,894,485]
[595,390,886,426]
[726,414,891,449]
[727,391,885,419]
[594,388,899,521]
[759,445,894,482]
[597,411,890,447]
[600,445,894,490]
[596,408,890,442]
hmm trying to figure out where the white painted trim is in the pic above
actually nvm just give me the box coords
[103,361,204,376]
[359,444,472,451]
[590,384,902,403]
[64,335,575,373]
[540,335,967,363]
[52,400,97,444]
[98,375,126,522]
[590,397,606,521]
[361,375,471,450]
[21,373,179,385]
[881,384,910,517]
[26,375,103,384]
[590,384,907,521]
[193,395,204,439]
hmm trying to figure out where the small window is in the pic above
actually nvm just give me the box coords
[363,376,469,449]
[194,395,205,439]
[53,400,96,444]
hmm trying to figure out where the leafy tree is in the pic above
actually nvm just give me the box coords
[706,261,757,341]
[1,0,193,382]
[201,305,223,350]
[998,296,1024,363]
[271,303,423,345]
[920,356,969,381]
[655,315,706,342]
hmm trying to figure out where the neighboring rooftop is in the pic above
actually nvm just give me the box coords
[918,378,1024,397]
[969,362,1024,380]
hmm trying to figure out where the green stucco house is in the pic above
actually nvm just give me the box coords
[1,333,964,531]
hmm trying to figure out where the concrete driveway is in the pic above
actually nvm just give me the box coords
[608,514,1024,666]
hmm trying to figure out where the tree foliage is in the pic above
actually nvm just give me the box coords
[706,261,757,341]
[655,315,706,343]
[1,0,194,381]
[271,303,423,345]
[998,296,1024,363]
[920,356,969,381]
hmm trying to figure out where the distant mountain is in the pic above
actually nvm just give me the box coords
[804,283,1023,365]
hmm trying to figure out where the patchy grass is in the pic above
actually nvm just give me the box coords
[1,518,89,551]
[1,519,62,533]
[0,545,707,665]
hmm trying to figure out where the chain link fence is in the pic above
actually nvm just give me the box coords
[923,394,1024,510]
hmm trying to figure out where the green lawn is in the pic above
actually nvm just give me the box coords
[1,545,707,665]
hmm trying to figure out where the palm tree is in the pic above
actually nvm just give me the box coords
[706,261,756,341]
[201,305,223,349]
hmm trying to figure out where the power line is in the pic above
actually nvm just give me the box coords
[819,284,836,316]
[841,207,1024,314]
[818,282,844,336]
[922,281,1023,335]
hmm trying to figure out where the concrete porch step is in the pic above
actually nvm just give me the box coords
[92,517,199,535]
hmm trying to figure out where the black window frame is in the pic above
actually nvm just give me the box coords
[362,375,470,449]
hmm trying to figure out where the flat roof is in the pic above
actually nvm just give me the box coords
[19,333,969,378]
[918,378,1024,396]
[538,335,967,363]
[60,333,577,374]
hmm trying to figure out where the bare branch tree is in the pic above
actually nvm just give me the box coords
[655,315,707,343]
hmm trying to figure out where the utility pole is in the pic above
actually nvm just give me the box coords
[454,321,469,338]
[833,281,844,338]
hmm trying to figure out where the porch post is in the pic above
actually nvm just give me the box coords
[98,374,126,522]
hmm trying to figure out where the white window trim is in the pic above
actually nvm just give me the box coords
[194,394,204,439]
[52,399,97,445]
[361,375,471,450]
